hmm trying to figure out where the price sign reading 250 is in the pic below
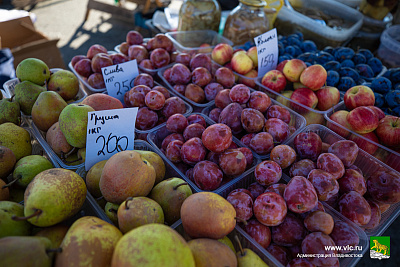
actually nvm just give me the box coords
[85,107,139,171]
[101,59,139,103]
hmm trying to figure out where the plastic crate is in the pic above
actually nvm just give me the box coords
[324,101,400,174]
[1,89,9,99]
[202,98,306,160]
[171,219,284,267]
[219,169,368,266]
[165,30,233,54]
[76,139,194,227]
[255,78,344,126]
[283,124,400,237]
[147,112,261,195]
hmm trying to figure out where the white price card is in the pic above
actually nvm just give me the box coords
[254,28,278,78]
[102,60,139,103]
[85,107,138,171]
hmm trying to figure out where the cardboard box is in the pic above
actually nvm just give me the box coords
[0,16,66,69]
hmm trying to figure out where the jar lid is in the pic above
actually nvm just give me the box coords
[239,0,267,7]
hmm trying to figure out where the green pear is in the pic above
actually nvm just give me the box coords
[117,196,164,234]
[31,91,68,132]
[149,177,192,225]
[16,58,50,86]
[86,160,107,198]
[0,123,32,161]
[0,145,16,179]
[77,147,86,163]
[11,155,53,187]
[237,248,269,267]
[35,224,69,249]
[0,236,53,267]
[14,81,46,115]
[0,201,32,238]
[21,168,87,227]
[45,122,73,155]
[188,238,237,267]
[0,180,9,200]
[104,202,119,226]
[111,224,195,267]
[134,150,166,184]
[54,216,122,267]
[218,235,236,253]
[59,104,95,148]
[0,98,21,125]
[47,70,79,101]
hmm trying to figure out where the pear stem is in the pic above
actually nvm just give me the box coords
[173,182,188,190]
[12,209,42,221]
[2,176,20,188]
[125,197,133,210]
[46,247,62,254]
[235,235,245,256]
[235,217,248,226]
[10,94,15,101]
[60,147,77,162]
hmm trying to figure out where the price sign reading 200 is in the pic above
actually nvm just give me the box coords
[96,132,129,156]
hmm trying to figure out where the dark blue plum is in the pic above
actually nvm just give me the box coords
[374,93,385,108]
[316,51,335,64]
[395,83,400,90]
[371,77,392,94]
[358,49,374,61]
[382,68,393,80]
[287,35,302,47]
[334,47,355,62]
[285,46,297,57]
[293,45,302,57]
[337,77,356,92]
[294,32,304,41]
[368,57,384,76]
[297,52,317,64]
[278,42,285,56]
[324,61,341,72]
[301,40,318,52]
[391,68,400,84]
[339,67,360,82]
[391,106,400,116]
[355,64,375,79]
[352,53,367,65]
[278,55,291,63]
[385,90,400,108]
[381,107,392,115]
[323,46,335,54]
[326,70,340,87]
[341,59,355,68]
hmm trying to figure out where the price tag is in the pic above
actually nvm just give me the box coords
[85,107,138,171]
[101,60,139,103]
[254,28,278,77]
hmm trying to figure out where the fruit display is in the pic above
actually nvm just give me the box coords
[282,124,400,237]
[326,85,400,173]
[148,113,259,193]
[202,91,306,158]
[219,162,367,266]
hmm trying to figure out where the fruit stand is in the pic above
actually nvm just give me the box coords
[1,0,400,266]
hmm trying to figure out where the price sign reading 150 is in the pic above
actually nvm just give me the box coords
[102,59,139,103]
[254,28,278,78]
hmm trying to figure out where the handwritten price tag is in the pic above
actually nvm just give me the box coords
[254,28,278,78]
[85,107,138,171]
[102,60,139,103]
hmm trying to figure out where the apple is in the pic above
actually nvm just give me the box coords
[368,106,385,121]
[238,69,258,88]
[343,85,375,110]
[293,82,307,90]
[211,43,233,66]
[231,51,254,75]
[300,64,327,91]
[261,70,287,93]
[198,43,212,53]
[282,59,307,83]
[276,90,293,107]
[290,88,318,113]
[302,110,325,125]
[376,115,400,147]
[246,46,258,68]
[327,110,353,138]
[315,86,340,111]
[347,106,379,134]
[348,131,379,155]
[276,60,288,73]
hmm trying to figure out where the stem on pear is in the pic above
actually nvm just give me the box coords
[125,197,133,210]
[60,147,77,162]
[2,176,20,188]
[235,217,248,226]
[235,235,245,256]
[173,182,188,190]
[12,209,42,221]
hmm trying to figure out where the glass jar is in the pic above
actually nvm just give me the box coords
[177,0,222,32]
[223,0,271,46]
[359,0,397,21]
